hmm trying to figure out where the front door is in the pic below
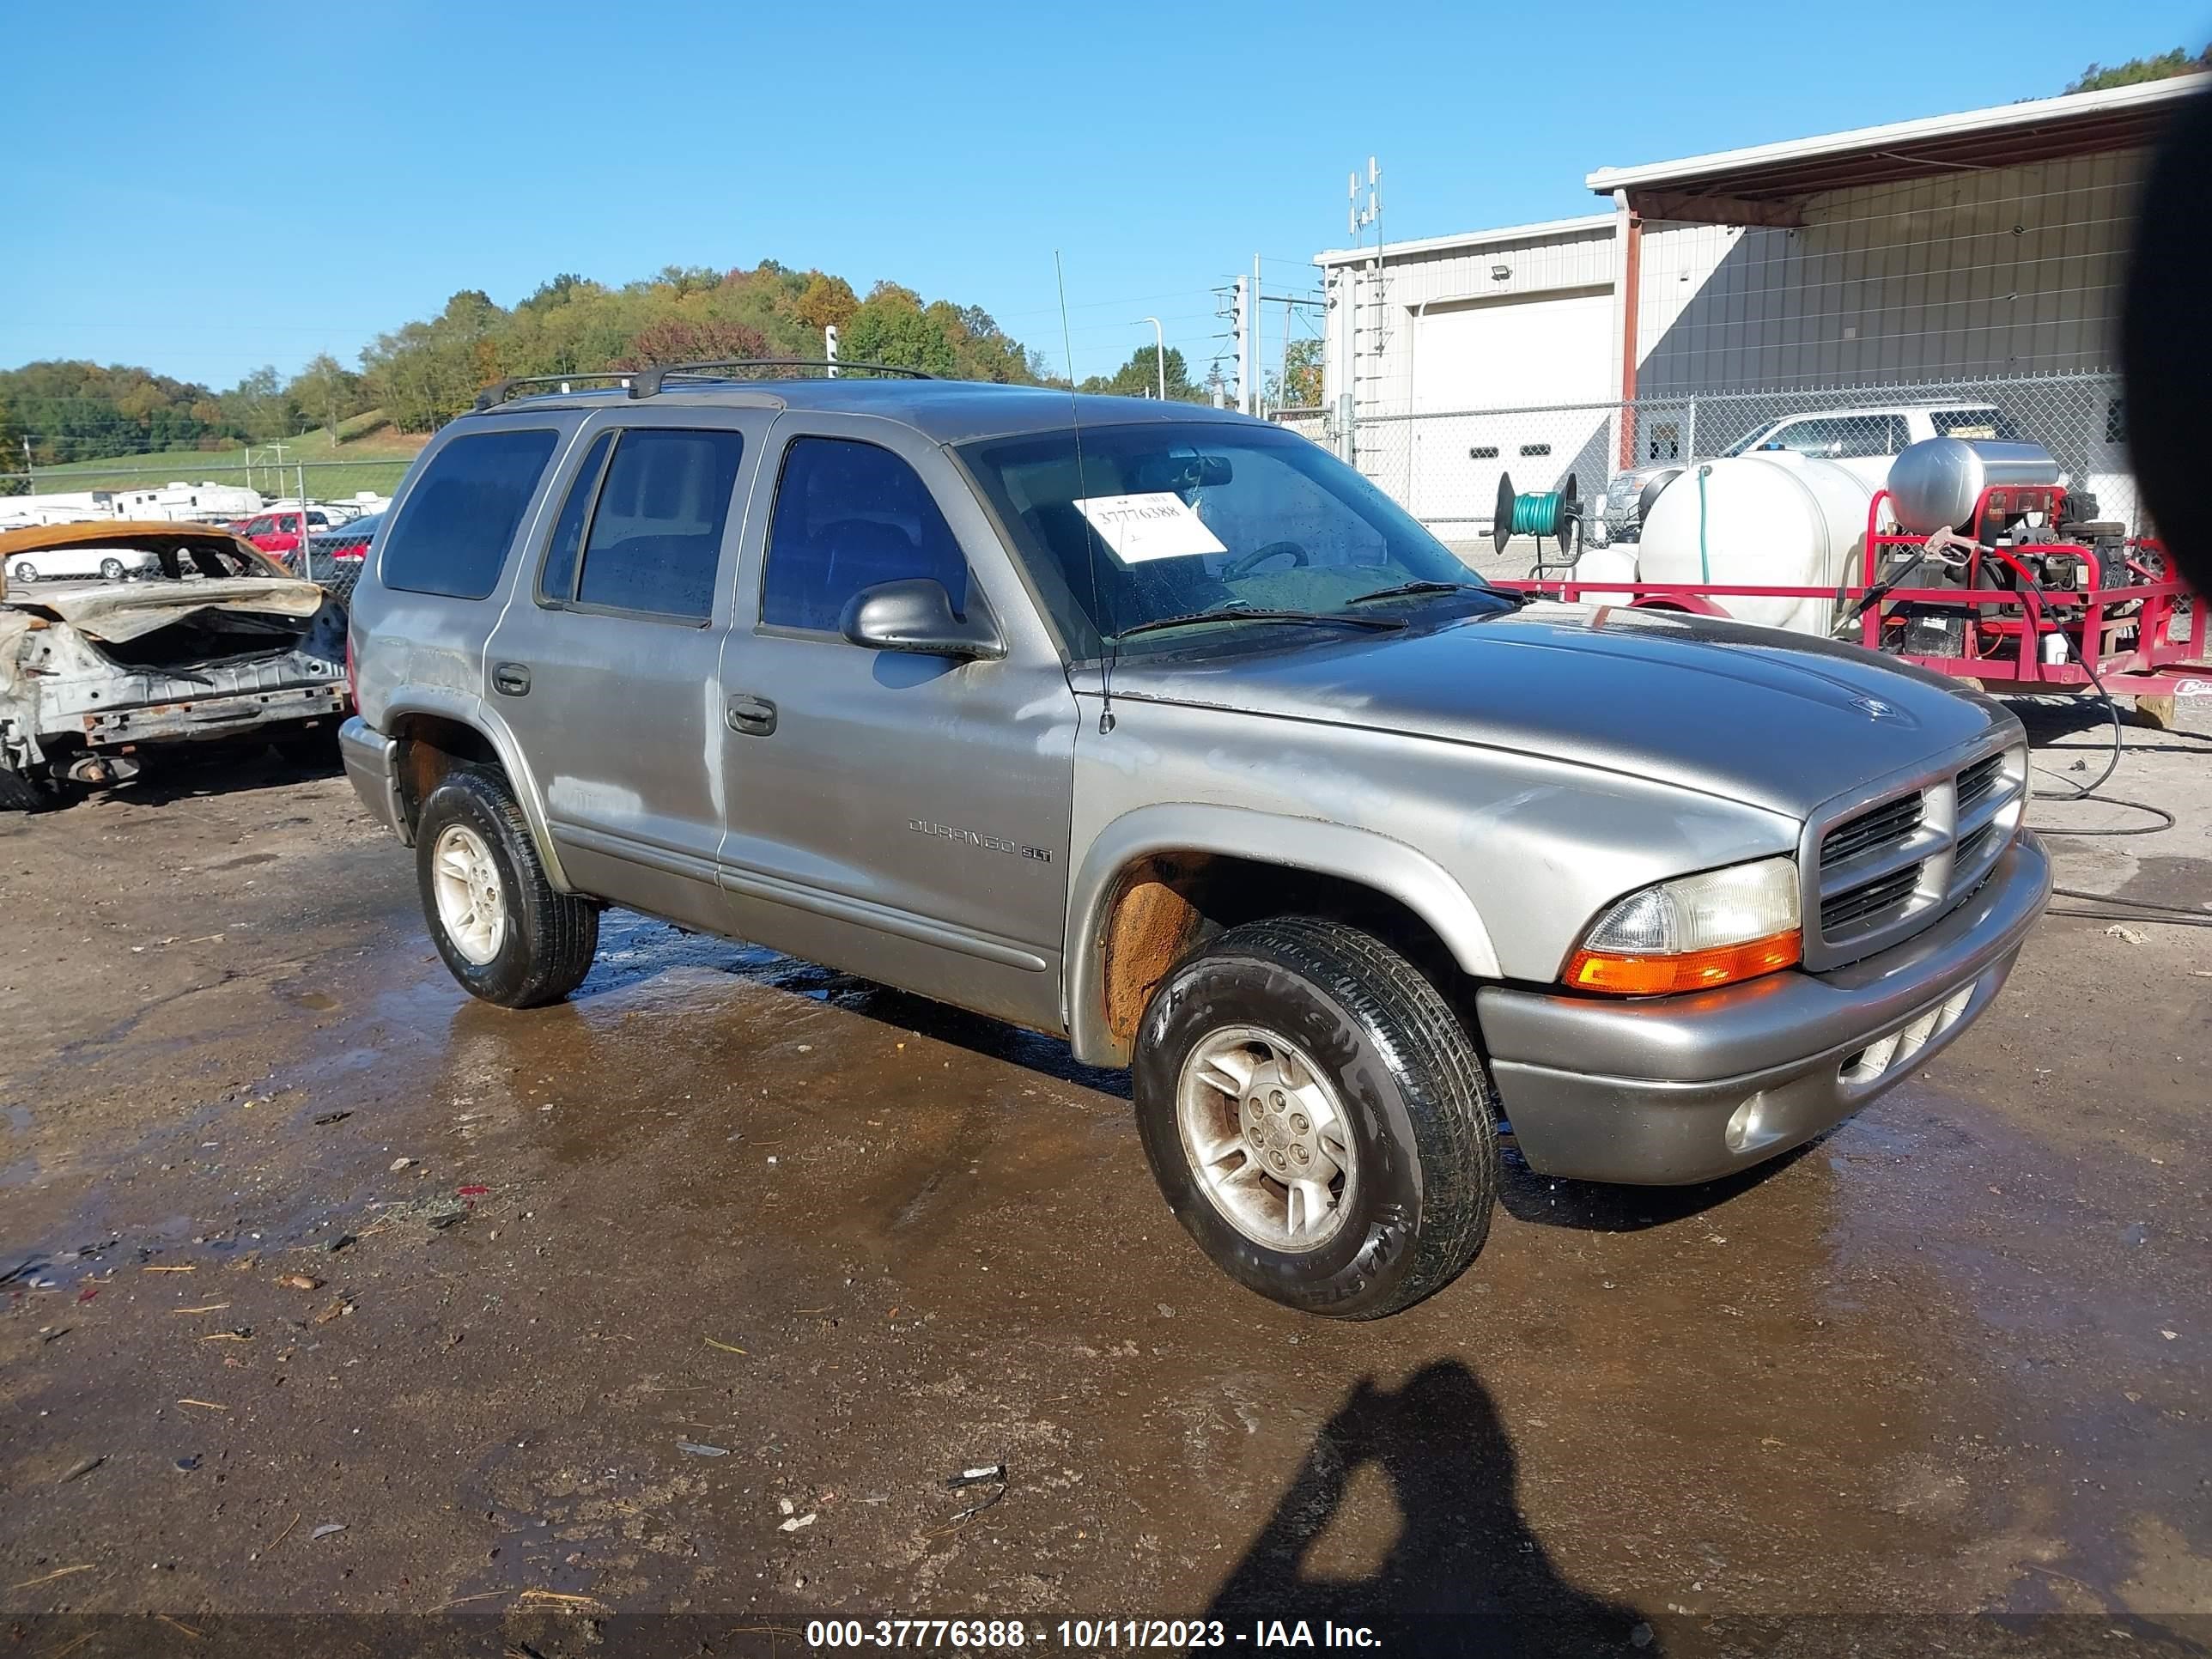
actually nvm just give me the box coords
[485,408,767,933]
[715,416,1079,1031]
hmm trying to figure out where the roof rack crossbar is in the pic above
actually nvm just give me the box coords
[472,359,935,411]
[472,372,636,411]
[624,358,937,398]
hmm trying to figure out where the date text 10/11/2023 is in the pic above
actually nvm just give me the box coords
[804,1618,1382,1649]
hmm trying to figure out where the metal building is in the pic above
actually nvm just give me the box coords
[1317,75,2202,539]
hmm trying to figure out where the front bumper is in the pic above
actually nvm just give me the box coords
[1475,831,2051,1184]
[338,716,408,841]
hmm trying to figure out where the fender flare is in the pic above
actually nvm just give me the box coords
[1063,802,1500,1068]
[381,689,575,891]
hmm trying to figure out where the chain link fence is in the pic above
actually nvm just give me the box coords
[1314,371,2138,568]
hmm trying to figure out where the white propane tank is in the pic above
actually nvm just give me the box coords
[1631,453,1878,635]
[1565,544,1638,606]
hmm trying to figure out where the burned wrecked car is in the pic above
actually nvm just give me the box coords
[0,521,349,809]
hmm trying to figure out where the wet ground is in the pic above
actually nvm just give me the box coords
[2,713,2209,1658]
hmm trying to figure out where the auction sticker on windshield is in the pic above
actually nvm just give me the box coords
[1074,493,1227,564]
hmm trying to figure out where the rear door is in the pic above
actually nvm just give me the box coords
[484,407,769,933]
[714,414,1079,1030]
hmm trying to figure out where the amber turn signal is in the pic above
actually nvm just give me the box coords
[1565,929,1802,996]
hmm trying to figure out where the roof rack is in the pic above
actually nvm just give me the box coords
[471,358,936,411]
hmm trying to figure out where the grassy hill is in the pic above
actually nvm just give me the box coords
[24,418,426,500]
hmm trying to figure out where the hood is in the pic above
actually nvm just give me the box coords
[4,577,327,644]
[1104,601,2008,818]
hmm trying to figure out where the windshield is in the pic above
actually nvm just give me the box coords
[957,422,1508,657]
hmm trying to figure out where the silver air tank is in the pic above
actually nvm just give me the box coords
[1886,437,2065,534]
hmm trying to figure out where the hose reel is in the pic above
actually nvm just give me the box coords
[1492,471,1582,560]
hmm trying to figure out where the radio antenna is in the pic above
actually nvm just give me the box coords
[1056,252,1114,735]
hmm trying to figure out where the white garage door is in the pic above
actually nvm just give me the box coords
[1403,286,1614,525]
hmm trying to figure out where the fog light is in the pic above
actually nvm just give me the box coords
[1724,1094,1767,1154]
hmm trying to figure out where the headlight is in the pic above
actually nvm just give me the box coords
[1565,856,1802,995]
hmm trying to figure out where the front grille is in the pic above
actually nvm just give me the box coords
[1955,753,2003,820]
[1822,865,1922,935]
[1821,794,1923,868]
[1954,820,1998,871]
[1802,739,2025,970]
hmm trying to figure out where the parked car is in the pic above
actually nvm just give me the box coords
[234,508,333,562]
[340,375,2051,1318]
[1,521,349,809]
[305,510,382,563]
[4,540,163,584]
[1594,401,2024,543]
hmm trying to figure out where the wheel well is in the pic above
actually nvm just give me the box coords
[1096,851,1466,1048]
[389,713,501,834]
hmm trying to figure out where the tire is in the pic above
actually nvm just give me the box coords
[9,561,35,586]
[1133,915,1499,1320]
[99,558,125,580]
[0,765,60,813]
[414,767,599,1007]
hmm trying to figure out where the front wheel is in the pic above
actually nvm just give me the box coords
[1133,915,1499,1319]
[414,767,599,1007]
[99,557,125,580]
[9,561,35,586]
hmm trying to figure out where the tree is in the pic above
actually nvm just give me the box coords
[613,316,769,369]
[287,353,367,438]
[1079,344,1206,402]
[2065,46,2208,93]
[220,366,297,445]
[1274,337,1323,410]
[793,272,859,333]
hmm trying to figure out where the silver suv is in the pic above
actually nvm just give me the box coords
[339,367,2051,1319]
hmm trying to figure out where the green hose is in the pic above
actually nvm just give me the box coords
[1506,491,1567,538]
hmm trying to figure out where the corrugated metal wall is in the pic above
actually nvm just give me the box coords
[1636,148,2146,394]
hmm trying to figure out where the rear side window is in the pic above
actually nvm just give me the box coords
[761,437,969,632]
[380,428,560,599]
[568,428,746,621]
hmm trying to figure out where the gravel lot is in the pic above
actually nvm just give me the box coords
[2,704,2207,1657]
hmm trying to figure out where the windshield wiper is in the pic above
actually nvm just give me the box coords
[1346,579,1534,611]
[1113,605,1407,643]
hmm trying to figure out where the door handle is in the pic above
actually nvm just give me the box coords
[492,661,532,697]
[726,693,777,737]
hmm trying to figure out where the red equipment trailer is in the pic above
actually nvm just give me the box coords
[1498,480,2209,721]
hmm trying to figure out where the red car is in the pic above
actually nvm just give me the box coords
[231,508,332,564]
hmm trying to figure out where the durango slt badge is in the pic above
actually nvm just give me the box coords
[909,818,1052,862]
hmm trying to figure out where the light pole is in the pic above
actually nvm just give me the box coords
[1141,317,1166,401]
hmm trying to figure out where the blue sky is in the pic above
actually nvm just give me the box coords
[3,0,2203,394]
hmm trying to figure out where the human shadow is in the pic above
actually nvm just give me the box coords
[1205,1361,1650,1657]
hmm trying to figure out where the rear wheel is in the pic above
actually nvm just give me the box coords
[98,557,125,580]
[1133,915,1499,1319]
[9,561,35,586]
[414,767,599,1007]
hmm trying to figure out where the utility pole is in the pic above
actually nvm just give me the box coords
[1140,317,1166,401]
[21,435,33,495]
[1233,276,1250,416]
[1253,256,1266,416]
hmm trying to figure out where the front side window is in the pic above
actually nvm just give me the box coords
[550,428,746,621]
[957,421,1513,659]
[381,428,560,599]
[761,437,970,632]
[538,430,615,603]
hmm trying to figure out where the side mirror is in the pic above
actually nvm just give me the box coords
[839,578,1005,661]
